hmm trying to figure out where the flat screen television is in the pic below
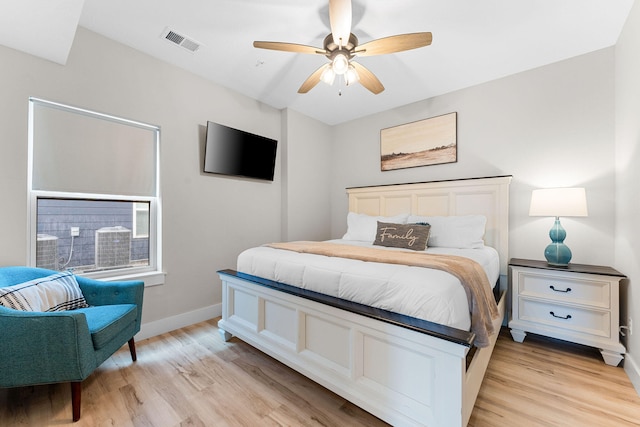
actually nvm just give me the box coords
[203,121,278,181]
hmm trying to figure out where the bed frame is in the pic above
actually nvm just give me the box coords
[218,176,511,426]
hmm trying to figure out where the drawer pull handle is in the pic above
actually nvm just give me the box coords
[550,311,572,320]
[549,285,571,293]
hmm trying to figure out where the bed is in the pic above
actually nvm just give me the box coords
[217,175,511,426]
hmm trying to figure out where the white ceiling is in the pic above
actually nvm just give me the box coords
[0,0,635,125]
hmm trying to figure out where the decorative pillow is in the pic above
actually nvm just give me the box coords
[0,271,89,312]
[407,215,486,249]
[373,221,431,251]
[342,212,409,243]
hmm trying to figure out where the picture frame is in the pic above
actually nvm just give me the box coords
[380,112,457,171]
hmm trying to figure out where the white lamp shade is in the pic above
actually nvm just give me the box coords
[529,187,588,217]
[332,53,349,75]
[344,65,359,86]
[320,66,336,85]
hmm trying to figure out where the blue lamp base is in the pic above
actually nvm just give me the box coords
[544,217,572,266]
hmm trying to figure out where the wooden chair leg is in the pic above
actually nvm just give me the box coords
[71,381,81,422]
[128,337,137,362]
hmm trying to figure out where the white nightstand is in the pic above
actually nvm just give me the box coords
[508,258,626,366]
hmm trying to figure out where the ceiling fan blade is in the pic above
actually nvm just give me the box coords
[351,62,384,94]
[329,0,352,47]
[298,63,331,94]
[253,41,326,55]
[356,32,433,57]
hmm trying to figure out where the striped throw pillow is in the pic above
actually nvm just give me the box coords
[0,271,89,312]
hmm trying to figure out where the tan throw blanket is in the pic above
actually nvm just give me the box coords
[266,241,499,347]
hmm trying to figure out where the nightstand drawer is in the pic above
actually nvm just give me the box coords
[516,271,610,309]
[518,298,611,338]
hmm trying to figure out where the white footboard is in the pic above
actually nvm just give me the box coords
[218,270,506,427]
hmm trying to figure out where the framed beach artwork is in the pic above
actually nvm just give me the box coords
[380,112,457,171]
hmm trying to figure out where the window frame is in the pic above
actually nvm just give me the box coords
[27,98,163,286]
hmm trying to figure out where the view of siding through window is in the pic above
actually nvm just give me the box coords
[36,198,150,273]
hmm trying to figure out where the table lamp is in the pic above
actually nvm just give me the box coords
[529,187,588,266]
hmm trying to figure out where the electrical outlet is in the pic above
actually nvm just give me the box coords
[70,227,80,237]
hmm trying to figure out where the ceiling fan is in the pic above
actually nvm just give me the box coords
[253,0,432,95]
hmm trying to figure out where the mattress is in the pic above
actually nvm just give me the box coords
[236,239,500,332]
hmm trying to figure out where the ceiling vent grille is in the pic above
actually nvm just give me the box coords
[161,27,201,53]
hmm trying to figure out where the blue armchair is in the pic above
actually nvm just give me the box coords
[0,266,144,422]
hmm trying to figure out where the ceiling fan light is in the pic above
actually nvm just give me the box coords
[320,66,336,85]
[332,53,349,75]
[344,65,359,86]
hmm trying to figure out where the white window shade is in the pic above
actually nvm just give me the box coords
[31,101,157,197]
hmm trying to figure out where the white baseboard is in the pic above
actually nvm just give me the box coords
[625,352,640,396]
[136,303,221,341]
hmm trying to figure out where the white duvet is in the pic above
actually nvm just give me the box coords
[237,239,500,332]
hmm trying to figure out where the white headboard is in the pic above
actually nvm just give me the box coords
[347,176,512,275]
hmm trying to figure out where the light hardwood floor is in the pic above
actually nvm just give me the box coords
[1,319,638,426]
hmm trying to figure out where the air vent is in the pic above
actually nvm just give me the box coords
[161,27,201,53]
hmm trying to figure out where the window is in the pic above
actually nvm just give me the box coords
[28,98,162,285]
[133,202,150,238]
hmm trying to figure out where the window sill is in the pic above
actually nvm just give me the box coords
[98,270,165,287]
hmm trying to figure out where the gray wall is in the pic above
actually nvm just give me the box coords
[615,0,640,392]
[281,108,333,242]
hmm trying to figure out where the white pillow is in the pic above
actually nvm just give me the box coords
[407,215,486,249]
[0,271,89,312]
[342,212,409,243]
